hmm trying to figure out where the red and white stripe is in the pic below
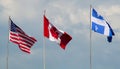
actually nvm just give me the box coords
[9,30,37,54]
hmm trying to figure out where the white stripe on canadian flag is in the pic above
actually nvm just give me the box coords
[44,15,72,49]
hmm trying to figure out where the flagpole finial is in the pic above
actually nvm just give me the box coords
[9,16,12,20]
[90,5,92,7]
[9,16,11,19]
[44,10,46,15]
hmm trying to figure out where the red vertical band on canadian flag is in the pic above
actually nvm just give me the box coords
[60,32,72,49]
[43,15,72,49]
[44,15,49,38]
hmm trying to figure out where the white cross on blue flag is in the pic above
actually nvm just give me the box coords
[91,8,115,42]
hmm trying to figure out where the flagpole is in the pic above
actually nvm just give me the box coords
[43,37,46,69]
[43,10,46,69]
[6,16,10,69]
[6,33,9,69]
[90,5,92,69]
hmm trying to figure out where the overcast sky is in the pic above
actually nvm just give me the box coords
[0,0,120,69]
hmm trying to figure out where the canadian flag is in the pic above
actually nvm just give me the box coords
[44,15,72,49]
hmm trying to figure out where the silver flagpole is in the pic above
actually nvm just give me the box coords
[6,16,10,69]
[43,11,46,69]
[90,5,92,69]
[43,37,46,69]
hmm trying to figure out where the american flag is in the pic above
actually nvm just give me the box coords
[9,18,37,54]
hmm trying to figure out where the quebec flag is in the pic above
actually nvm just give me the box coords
[91,8,115,42]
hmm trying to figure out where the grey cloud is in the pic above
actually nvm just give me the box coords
[0,0,120,69]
